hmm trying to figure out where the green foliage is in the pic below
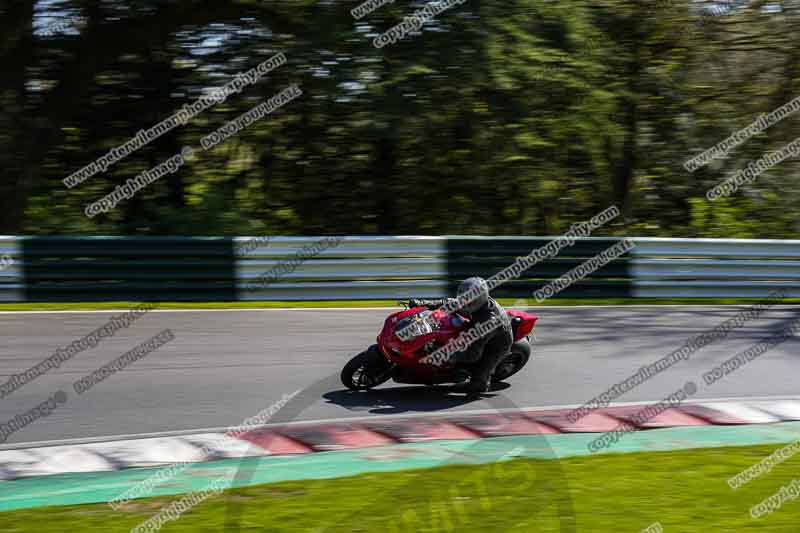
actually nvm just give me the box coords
[1,0,798,237]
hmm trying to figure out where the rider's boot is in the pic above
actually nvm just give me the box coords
[453,368,472,384]
[461,350,505,396]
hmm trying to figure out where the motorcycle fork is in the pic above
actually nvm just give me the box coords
[374,362,397,383]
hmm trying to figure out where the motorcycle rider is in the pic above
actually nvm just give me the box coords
[409,277,513,395]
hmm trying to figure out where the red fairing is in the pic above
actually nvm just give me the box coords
[377,307,467,367]
[507,309,539,340]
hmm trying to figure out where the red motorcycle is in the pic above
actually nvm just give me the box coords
[341,302,538,391]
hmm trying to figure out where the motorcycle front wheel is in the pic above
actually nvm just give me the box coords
[341,345,394,390]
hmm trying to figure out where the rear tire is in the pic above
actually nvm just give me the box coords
[492,339,531,382]
[341,345,393,390]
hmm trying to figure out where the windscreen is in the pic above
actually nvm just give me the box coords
[395,311,434,338]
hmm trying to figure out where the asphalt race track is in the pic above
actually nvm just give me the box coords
[0,305,798,445]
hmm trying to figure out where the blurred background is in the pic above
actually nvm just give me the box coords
[1,0,798,237]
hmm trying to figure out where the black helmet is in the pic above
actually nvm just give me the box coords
[457,277,489,314]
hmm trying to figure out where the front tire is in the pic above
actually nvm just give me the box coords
[341,345,393,390]
[492,339,531,382]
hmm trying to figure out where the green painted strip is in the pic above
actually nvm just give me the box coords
[4,422,800,513]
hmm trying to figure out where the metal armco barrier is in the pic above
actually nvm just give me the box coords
[0,236,798,302]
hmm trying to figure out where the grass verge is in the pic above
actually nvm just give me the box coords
[4,444,800,532]
[0,298,798,311]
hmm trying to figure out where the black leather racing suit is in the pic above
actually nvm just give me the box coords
[409,297,514,392]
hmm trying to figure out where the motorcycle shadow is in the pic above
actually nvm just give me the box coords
[322,382,511,415]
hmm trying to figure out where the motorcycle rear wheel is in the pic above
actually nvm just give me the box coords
[341,345,394,390]
[492,339,531,382]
